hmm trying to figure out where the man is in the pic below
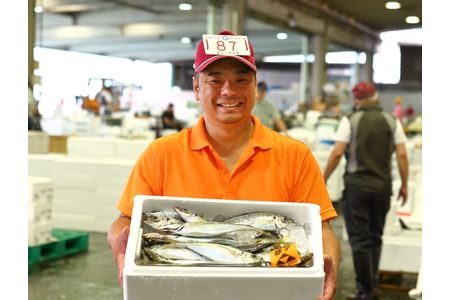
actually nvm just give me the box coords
[253,81,290,135]
[162,103,184,131]
[107,30,340,300]
[323,81,409,300]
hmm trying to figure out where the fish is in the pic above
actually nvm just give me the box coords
[145,243,206,262]
[184,242,267,266]
[143,212,184,231]
[173,206,209,223]
[224,212,296,232]
[170,221,266,238]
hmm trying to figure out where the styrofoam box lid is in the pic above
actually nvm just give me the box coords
[124,195,324,278]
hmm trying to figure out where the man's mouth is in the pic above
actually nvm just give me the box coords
[218,102,241,108]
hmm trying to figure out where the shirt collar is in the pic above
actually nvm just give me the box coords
[190,115,273,150]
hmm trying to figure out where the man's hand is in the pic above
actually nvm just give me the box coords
[113,226,130,287]
[317,255,337,300]
[398,185,408,206]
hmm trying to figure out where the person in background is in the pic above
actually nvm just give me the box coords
[323,81,409,300]
[404,104,415,123]
[107,30,340,300]
[392,96,404,124]
[252,81,290,136]
[28,83,41,131]
[161,103,184,131]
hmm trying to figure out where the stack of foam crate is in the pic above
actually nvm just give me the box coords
[28,176,54,246]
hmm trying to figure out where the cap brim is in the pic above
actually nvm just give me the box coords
[195,55,256,73]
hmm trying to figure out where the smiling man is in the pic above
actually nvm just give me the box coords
[107,30,341,300]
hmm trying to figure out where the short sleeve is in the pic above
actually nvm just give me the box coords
[333,117,351,143]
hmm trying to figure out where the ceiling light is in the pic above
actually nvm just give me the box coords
[178,3,192,11]
[385,2,401,10]
[180,37,191,44]
[276,32,288,40]
[34,6,43,13]
[405,16,420,24]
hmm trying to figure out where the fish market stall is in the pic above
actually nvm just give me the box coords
[123,196,325,300]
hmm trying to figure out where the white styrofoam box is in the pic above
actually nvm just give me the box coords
[53,188,96,205]
[67,136,116,159]
[52,213,112,232]
[124,196,325,300]
[115,139,152,160]
[28,131,50,154]
[28,201,52,224]
[52,172,97,190]
[379,230,421,273]
[28,176,53,204]
[28,154,53,177]
[28,221,53,246]
[288,127,317,148]
[96,189,124,207]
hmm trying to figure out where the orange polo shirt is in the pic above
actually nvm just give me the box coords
[117,116,337,222]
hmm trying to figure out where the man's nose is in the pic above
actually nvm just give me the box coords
[221,81,238,96]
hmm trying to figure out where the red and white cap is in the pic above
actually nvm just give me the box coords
[193,30,257,73]
[351,81,377,100]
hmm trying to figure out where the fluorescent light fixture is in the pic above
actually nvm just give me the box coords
[385,2,401,10]
[380,28,422,45]
[34,6,43,13]
[123,23,164,37]
[406,16,420,24]
[276,32,288,40]
[262,54,315,63]
[326,51,364,64]
[180,37,191,44]
[179,3,193,11]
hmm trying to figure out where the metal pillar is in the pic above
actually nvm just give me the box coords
[359,51,374,83]
[299,35,309,104]
[207,1,217,34]
[222,0,246,34]
[28,0,36,85]
[310,32,328,100]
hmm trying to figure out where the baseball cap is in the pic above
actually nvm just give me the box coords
[193,30,257,73]
[351,81,377,99]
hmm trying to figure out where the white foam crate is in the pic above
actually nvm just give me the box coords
[28,221,53,246]
[124,195,325,300]
[28,177,53,204]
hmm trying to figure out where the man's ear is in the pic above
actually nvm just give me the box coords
[192,76,200,101]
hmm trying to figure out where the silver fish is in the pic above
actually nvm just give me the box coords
[224,212,296,232]
[173,206,209,223]
[143,212,184,231]
[143,232,244,245]
[184,242,266,266]
[170,221,265,238]
[145,243,206,261]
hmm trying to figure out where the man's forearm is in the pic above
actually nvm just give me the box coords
[107,214,131,250]
[396,145,409,187]
[322,221,341,270]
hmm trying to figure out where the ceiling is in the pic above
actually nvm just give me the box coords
[34,0,422,63]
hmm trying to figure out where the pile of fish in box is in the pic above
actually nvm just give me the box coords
[137,206,313,268]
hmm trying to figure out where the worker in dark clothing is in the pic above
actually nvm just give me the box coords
[323,82,409,300]
[161,103,184,131]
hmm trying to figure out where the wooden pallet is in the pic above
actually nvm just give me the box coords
[378,270,418,291]
[28,229,89,274]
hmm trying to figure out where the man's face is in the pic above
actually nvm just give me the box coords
[193,58,257,125]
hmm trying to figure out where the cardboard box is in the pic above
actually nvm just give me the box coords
[49,135,68,153]
[28,131,49,154]
[123,196,325,300]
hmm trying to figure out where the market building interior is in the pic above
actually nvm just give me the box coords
[28,1,422,300]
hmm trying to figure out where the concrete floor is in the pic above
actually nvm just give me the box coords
[28,203,417,300]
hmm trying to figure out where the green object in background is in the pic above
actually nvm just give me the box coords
[28,229,89,274]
